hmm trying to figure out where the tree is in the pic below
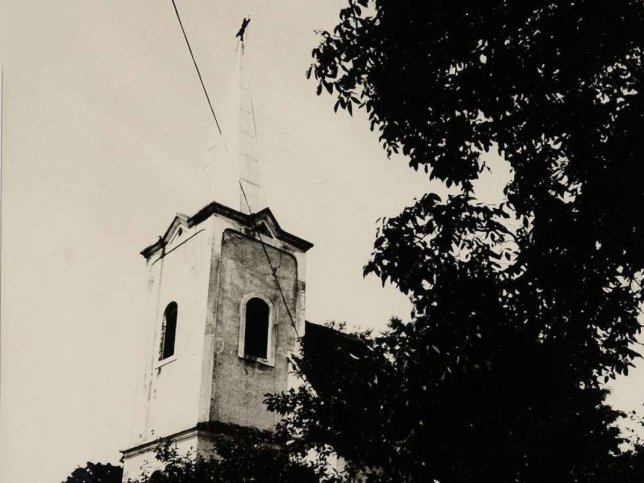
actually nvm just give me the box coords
[124,430,334,483]
[62,462,123,483]
[269,1,644,481]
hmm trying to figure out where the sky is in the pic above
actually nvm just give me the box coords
[1,2,642,482]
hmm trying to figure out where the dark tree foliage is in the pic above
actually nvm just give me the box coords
[62,462,123,483]
[270,319,644,481]
[269,1,644,481]
[126,432,330,483]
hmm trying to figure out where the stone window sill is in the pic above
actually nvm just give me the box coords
[239,354,274,368]
[155,355,177,369]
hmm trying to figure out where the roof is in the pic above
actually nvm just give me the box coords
[140,200,314,259]
[297,321,371,395]
[295,322,387,459]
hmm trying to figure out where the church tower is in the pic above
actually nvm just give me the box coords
[120,20,313,481]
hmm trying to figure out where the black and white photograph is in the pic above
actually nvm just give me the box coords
[2,1,644,482]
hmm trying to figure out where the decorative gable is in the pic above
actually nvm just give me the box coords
[254,222,274,238]
[161,214,190,252]
[140,201,313,259]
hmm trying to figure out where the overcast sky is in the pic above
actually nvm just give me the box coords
[1,2,642,482]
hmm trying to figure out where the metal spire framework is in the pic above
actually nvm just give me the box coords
[236,24,265,214]
[171,3,265,215]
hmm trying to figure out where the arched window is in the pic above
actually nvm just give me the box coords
[243,298,270,360]
[160,302,178,360]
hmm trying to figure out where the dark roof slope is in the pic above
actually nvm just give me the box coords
[141,200,313,258]
[298,321,372,397]
[295,322,391,462]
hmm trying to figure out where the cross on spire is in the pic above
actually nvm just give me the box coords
[235,17,251,42]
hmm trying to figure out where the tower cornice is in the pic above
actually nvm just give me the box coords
[140,200,313,259]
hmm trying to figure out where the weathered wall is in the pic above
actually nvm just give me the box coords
[209,229,299,431]
[129,221,215,447]
[123,211,308,483]
[122,431,217,482]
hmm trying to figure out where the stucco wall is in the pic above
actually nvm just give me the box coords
[122,430,217,482]
[130,221,214,446]
[123,212,308,483]
[208,229,299,431]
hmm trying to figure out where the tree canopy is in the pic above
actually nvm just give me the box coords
[122,432,330,483]
[269,1,644,481]
[62,462,123,483]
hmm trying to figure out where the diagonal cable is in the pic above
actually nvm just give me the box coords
[169,2,300,338]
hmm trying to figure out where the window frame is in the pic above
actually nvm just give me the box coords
[159,301,178,363]
[238,294,275,367]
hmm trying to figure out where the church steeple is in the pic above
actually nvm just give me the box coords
[236,24,265,214]
[120,17,312,482]
[196,18,265,216]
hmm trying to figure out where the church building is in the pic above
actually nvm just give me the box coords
[120,22,328,482]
